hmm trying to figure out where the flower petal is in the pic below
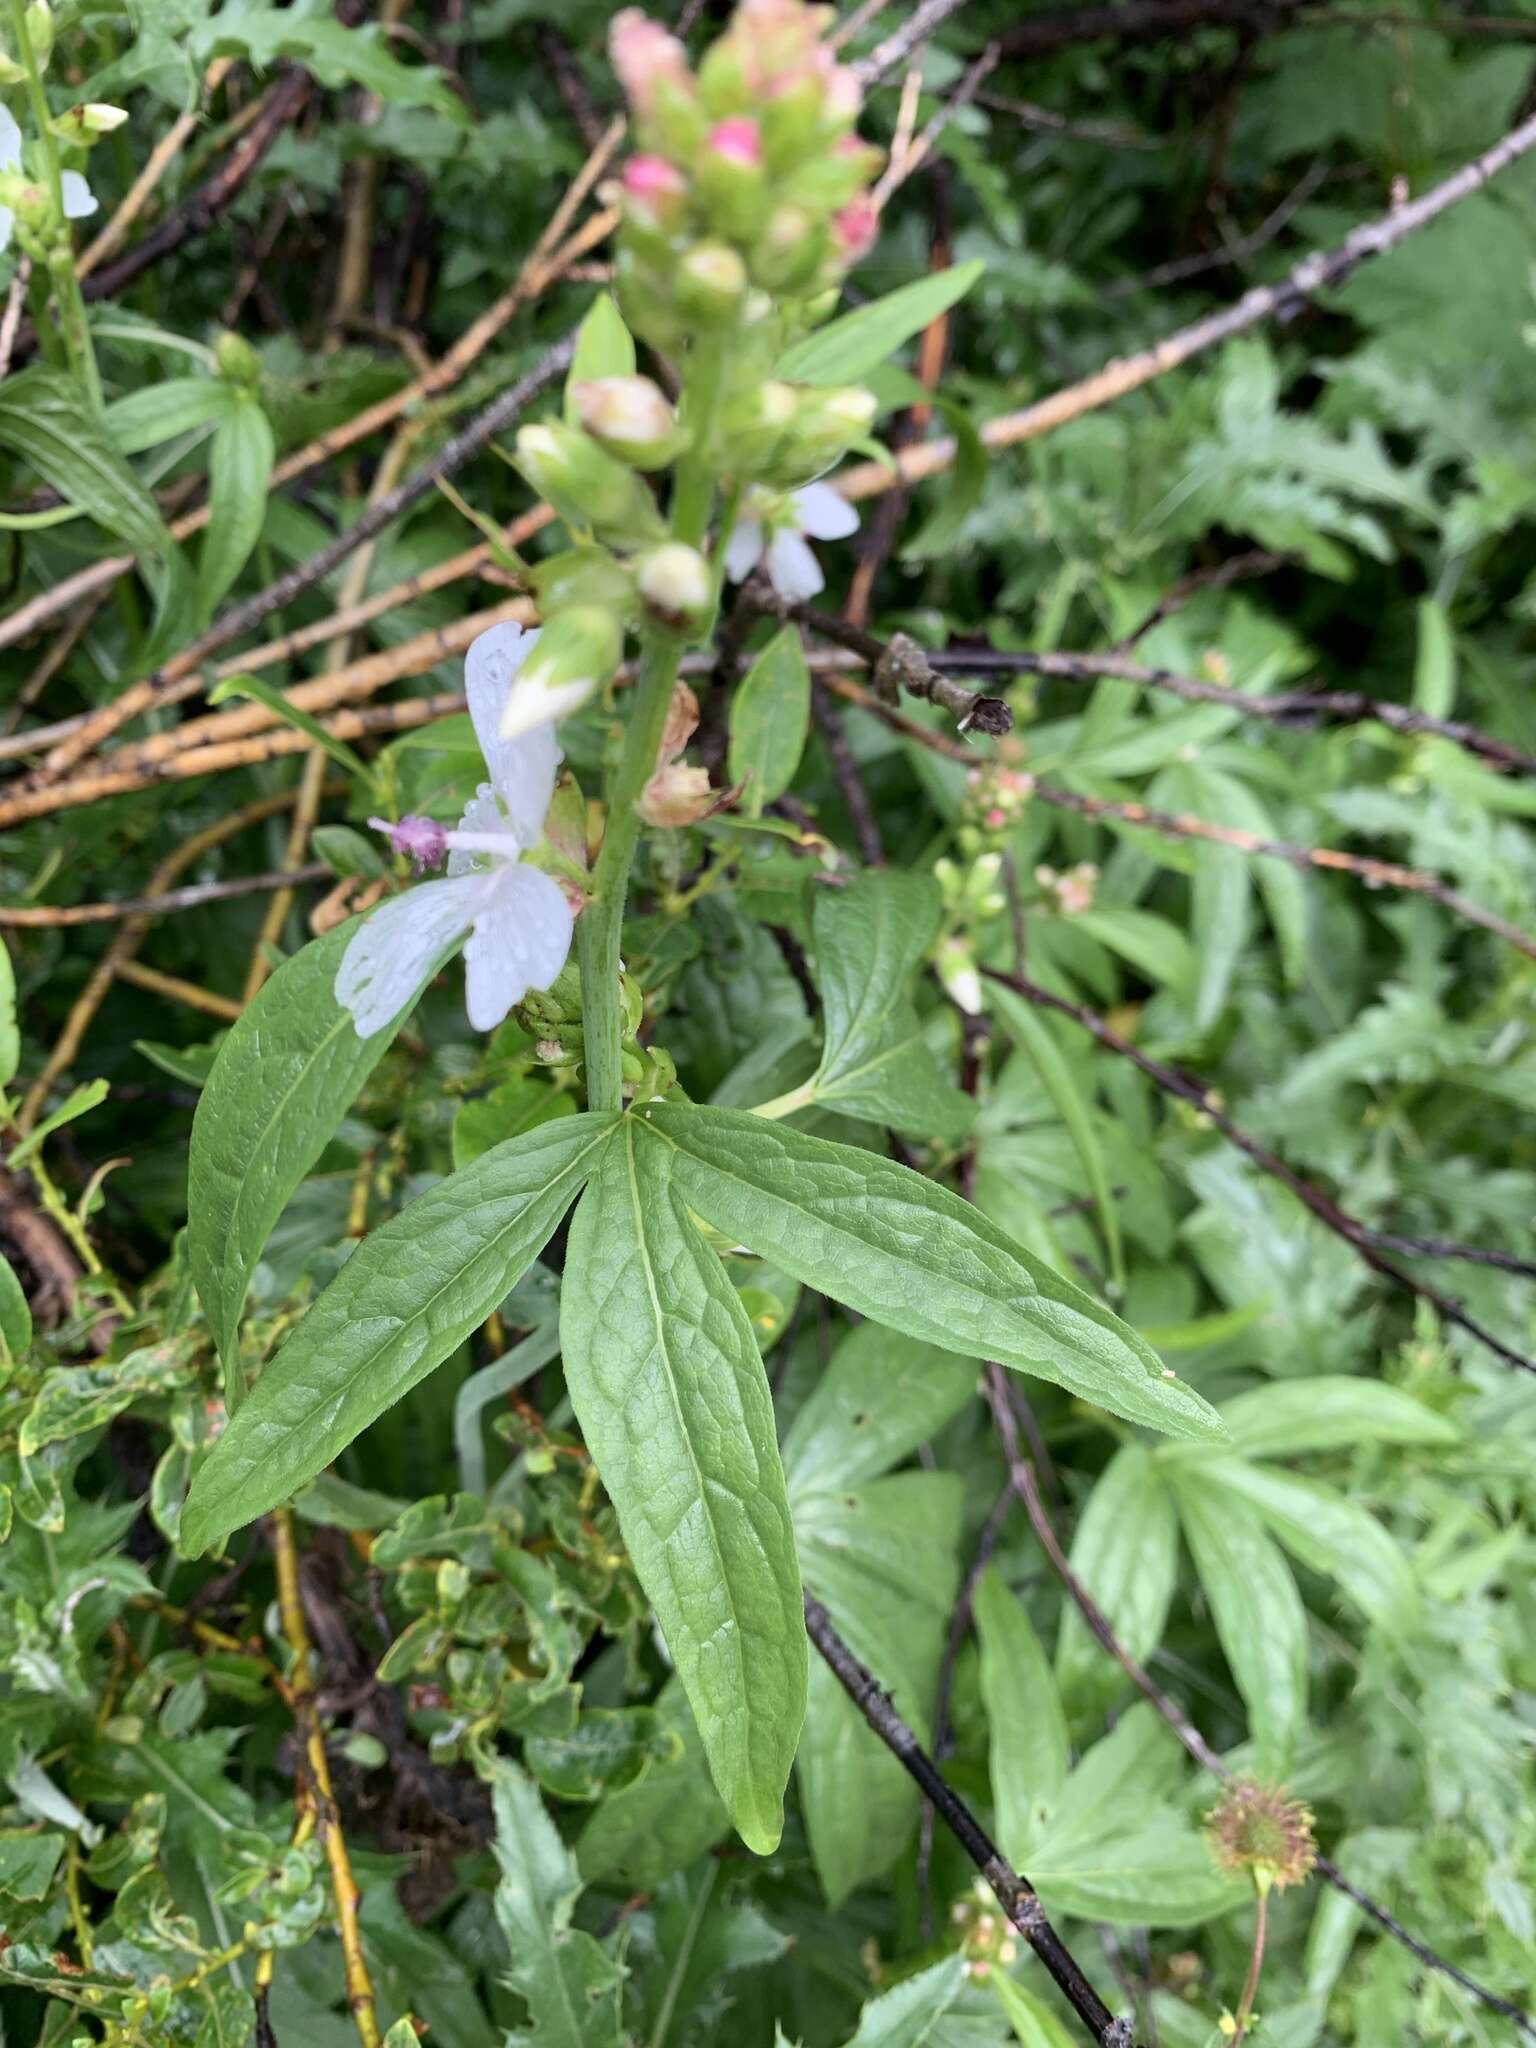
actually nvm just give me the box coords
[462,863,575,1032]
[334,871,491,1038]
[766,528,825,601]
[466,622,561,843]
[60,171,97,222]
[724,520,766,584]
[0,108,20,174]
[792,481,859,541]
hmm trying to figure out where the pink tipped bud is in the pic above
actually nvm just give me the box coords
[821,59,861,127]
[832,196,878,263]
[708,116,762,166]
[372,814,447,874]
[623,153,687,206]
[609,8,693,117]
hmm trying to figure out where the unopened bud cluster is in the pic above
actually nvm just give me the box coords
[611,0,879,323]
[496,0,884,746]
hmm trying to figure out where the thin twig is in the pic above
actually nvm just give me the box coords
[1035,784,1536,965]
[23,344,569,789]
[269,1510,381,2048]
[79,69,311,304]
[804,1591,1136,2048]
[854,0,975,84]
[1105,158,1331,297]
[0,519,538,766]
[0,865,331,927]
[916,1481,1013,1938]
[979,1368,1536,2037]
[812,683,885,864]
[979,966,1536,1379]
[833,106,1536,502]
[0,196,605,658]
[75,58,237,277]
[14,789,312,1130]
[935,646,1536,779]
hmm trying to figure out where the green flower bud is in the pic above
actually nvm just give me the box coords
[498,605,624,740]
[781,139,882,215]
[635,542,712,633]
[749,205,826,293]
[615,246,687,352]
[22,0,51,67]
[0,48,25,84]
[529,544,636,618]
[49,101,128,146]
[569,375,682,470]
[214,330,261,389]
[675,241,748,325]
[695,35,751,119]
[513,420,665,547]
[760,74,826,171]
[696,116,769,242]
[773,383,878,480]
[717,378,799,477]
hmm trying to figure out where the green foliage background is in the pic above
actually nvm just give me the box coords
[2,1,1535,2044]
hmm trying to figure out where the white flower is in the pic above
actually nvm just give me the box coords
[723,480,860,602]
[0,105,96,254]
[335,623,575,1038]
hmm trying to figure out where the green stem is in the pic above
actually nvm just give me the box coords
[578,331,735,1111]
[669,335,727,548]
[579,626,685,1112]
[1231,1885,1268,2047]
[5,4,104,411]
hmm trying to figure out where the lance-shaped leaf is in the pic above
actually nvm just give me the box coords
[797,870,973,1141]
[181,1116,616,1554]
[560,1120,806,1855]
[1173,1476,1308,1777]
[189,921,442,1382]
[636,1105,1224,1442]
[488,1754,623,2048]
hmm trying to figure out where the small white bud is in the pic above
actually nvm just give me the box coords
[635,543,711,629]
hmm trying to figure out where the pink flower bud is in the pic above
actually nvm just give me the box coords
[623,153,687,207]
[371,814,447,874]
[832,195,878,263]
[609,8,693,118]
[708,116,762,166]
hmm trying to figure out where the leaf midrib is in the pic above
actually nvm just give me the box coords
[209,1128,609,1485]
[618,1122,755,1785]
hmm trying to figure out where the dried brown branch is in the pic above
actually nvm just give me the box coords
[76,58,238,278]
[980,964,1536,1378]
[834,106,1536,502]
[805,1591,1136,2048]
[937,645,1536,778]
[978,1369,1536,2037]
[0,866,331,928]
[15,788,313,1130]
[20,344,568,789]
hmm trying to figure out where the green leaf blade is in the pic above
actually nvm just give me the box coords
[777,261,985,385]
[560,1119,806,1854]
[188,922,422,1374]
[641,1104,1224,1441]
[728,626,812,814]
[181,1115,615,1553]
